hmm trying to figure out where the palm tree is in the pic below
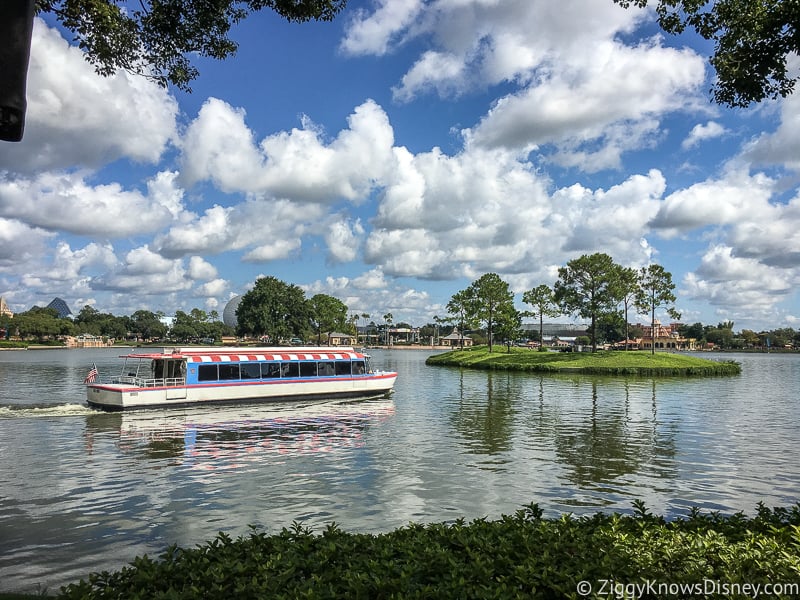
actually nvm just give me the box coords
[383,312,393,345]
[360,313,369,344]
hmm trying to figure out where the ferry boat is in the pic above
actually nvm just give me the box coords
[85,346,397,411]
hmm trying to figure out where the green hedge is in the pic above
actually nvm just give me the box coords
[51,503,800,599]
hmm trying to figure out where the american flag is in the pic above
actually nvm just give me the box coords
[83,364,98,384]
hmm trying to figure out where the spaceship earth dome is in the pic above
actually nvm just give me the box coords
[222,295,242,328]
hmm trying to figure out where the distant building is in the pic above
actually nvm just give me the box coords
[440,329,473,347]
[47,297,72,319]
[328,332,356,346]
[639,321,696,351]
[0,297,12,318]
[522,323,589,338]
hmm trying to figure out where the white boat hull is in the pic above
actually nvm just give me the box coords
[87,372,397,410]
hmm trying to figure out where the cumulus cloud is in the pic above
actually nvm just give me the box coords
[0,171,186,237]
[683,245,798,313]
[0,219,53,269]
[340,0,423,56]
[91,246,193,294]
[180,99,395,202]
[466,41,705,160]
[188,256,218,280]
[681,121,728,150]
[649,169,776,235]
[325,218,365,264]
[156,197,323,261]
[740,81,800,171]
[0,19,178,175]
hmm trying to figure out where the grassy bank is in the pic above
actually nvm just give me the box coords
[5,503,799,599]
[426,347,741,376]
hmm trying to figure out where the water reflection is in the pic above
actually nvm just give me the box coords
[451,370,518,455]
[550,380,676,488]
[83,399,396,467]
[445,370,679,494]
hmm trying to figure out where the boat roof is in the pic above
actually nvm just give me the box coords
[120,346,366,361]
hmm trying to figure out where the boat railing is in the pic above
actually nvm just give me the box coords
[114,376,186,388]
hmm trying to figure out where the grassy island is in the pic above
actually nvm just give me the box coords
[6,503,798,599]
[426,347,741,376]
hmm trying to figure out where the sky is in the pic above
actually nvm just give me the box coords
[1,0,799,332]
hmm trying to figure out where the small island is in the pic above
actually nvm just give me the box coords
[426,347,741,376]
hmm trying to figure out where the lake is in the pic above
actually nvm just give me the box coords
[1,347,798,593]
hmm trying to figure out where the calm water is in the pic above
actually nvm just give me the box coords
[1,348,798,593]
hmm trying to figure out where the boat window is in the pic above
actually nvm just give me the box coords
[352,360,366,375]
[152,359,165,379]
[335,361,351,376]
[218,364,240,380]
[318,361,335,376]
[240,363,261,379]
[299,361,317,377]
[263,362,281,379]
[281,362,299,378]
[198,364,219,382]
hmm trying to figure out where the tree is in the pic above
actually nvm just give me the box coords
[522,284,560,352]
[493,303,523,353]
[678,321,705,342]
[171,310,200,342]
[236,276,310,342]
[611,265,640,349]
[446,289,478,349]
[554,253,620,352]
[634,263,681,355]
[613,0,800,107]
[36,0,348,92]
[130,309,167,342]
[308,294,347,344]
[467,273,516,353]
[381,312,393,344]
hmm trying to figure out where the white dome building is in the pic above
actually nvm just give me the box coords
[222,295,242,329]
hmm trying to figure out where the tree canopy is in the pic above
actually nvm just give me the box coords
[308,293,348,344]
[614,0,800,107]
[466,273,517,353]
[235,276,310,341]
[36,0,348,91]
[554,253,620,352]
[522,284,560,351]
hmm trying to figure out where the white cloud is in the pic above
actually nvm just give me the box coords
[681,121,727,150]
[340,0,424,56]
[0,19,178,174]
[92,246,193,294]
[325,218,365,264]
[188,256,218,280]
[180,99,395,202]
[0,171,185,237]
[466,40,705,157]
[0,218,53,269]
[195,278,228,297]
[683,245,798,314]
[740,79,800,171]
[649,169,776,235]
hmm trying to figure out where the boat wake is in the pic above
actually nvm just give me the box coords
[0,403,98,419]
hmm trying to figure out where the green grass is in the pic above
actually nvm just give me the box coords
[426,347,741,376]
[5,503,799,599]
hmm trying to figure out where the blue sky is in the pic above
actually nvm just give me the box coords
[1,0,799,331]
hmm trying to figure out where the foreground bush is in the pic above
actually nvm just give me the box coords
[58,503,800,599]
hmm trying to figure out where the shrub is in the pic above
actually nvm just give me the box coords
[57,503,800,599]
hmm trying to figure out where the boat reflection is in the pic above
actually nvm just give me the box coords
[84,398,395,467]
